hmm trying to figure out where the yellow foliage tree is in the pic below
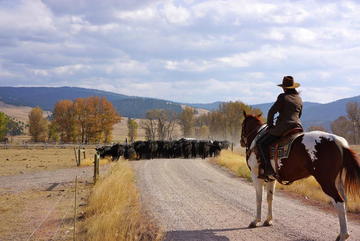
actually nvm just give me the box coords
[52,97,121,143]
[29,107,48,142]
[53,100,78,143]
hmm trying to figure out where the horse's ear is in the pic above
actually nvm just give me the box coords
[243,110,247,117]
[257,113,262,118]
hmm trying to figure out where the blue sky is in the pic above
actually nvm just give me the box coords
[0,0,359,104]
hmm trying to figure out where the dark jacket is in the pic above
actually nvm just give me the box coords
[267,89,303,136]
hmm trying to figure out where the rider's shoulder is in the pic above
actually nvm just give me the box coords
[276,93,285,100]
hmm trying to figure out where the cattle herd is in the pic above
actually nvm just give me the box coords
[96,138,230,161]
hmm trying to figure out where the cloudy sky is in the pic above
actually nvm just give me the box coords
[1,0,360,104]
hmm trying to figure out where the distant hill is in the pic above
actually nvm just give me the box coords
[252,96,360,130]
[0,86,358,130]
[0,87,182,118]
[187,101,225,111]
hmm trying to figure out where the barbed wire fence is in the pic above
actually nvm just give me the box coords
[24,150,103,241]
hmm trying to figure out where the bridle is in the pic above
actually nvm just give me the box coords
[241,121,265,148]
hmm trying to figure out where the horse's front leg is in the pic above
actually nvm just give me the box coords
[264,180,276,226]
[249,172,264,228]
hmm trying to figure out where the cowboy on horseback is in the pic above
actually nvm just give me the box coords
[257,76,303,180]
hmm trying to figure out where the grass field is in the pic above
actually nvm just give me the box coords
[212,148,360,213]
[0,148,98,176]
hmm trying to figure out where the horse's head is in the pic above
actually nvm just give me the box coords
[240,111,264,148]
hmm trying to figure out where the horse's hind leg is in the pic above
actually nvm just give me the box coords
[317,176,349,241]
[263,180,276,226]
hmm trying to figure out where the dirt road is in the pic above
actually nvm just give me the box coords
[132,158,360,241]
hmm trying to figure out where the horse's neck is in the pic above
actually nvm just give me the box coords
[249,124,267,150]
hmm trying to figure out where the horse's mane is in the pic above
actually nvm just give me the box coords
[246,114,264,125]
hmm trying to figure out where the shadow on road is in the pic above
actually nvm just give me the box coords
[164,227,258,241]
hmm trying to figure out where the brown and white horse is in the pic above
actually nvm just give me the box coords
[240,112,360,241]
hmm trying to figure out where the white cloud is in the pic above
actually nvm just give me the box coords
[0,0,55,32]
[0,0,360,104]
[161,2,191,25]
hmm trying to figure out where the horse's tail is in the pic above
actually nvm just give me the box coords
[343,147,360,197]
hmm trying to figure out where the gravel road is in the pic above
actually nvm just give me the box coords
[132,158,360,241]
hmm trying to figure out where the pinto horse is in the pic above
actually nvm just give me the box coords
[240,112,360,241]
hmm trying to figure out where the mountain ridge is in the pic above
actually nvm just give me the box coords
[0,86,358,130]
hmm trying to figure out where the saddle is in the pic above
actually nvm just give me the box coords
[269,128,303,161]
[268,128,303,184]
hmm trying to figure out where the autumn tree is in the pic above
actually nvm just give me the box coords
[0,112,8,141]
[179,107,195,137]
[48,121,60,142]
[53,100,77,143]
[127,118,138,142]
[29,107,48,142]
[346,102,360,144]
[97,97,122,143]
[79,97,121,143]
[195,101,259,142]
[52,97,121,143]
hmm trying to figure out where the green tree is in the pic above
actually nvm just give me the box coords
[7,118,25,136]
[127,118,138,142]
[0,112,9,141]
[29,107,48,142]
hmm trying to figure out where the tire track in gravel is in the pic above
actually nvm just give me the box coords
[132,158,360,241]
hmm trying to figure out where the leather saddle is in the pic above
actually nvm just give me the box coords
[269,127,303,163]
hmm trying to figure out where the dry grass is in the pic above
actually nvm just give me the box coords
[80,157,110,166]
[0,148,97,176]
[80,161,163,241]
[212,150,360,213]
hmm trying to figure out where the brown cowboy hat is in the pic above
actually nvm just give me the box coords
[277,76,300,88]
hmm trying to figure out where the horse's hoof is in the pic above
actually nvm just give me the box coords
[336,233,350,241]
[248,221,258,228]
[263,220,273,226]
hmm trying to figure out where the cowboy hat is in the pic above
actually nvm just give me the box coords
[277,76,300,89]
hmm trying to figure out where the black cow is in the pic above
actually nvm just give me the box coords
[182,140,192,159]
[124,144,136,160]
[191,140,198,158]
[96,143,125,161]
[198,140,211,159]
[209,141,222,157]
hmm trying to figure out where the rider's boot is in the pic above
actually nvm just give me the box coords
[257,134,277,180]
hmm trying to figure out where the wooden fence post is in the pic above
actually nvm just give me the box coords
[74,148,79,166]
[94,153,99,184]
[231,143,234,152]
[83,148,86,159]
[77,148,81,166]
[74,176,77,241]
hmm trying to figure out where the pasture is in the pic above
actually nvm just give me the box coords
[0,148,97,176]
[0,148,108,240]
